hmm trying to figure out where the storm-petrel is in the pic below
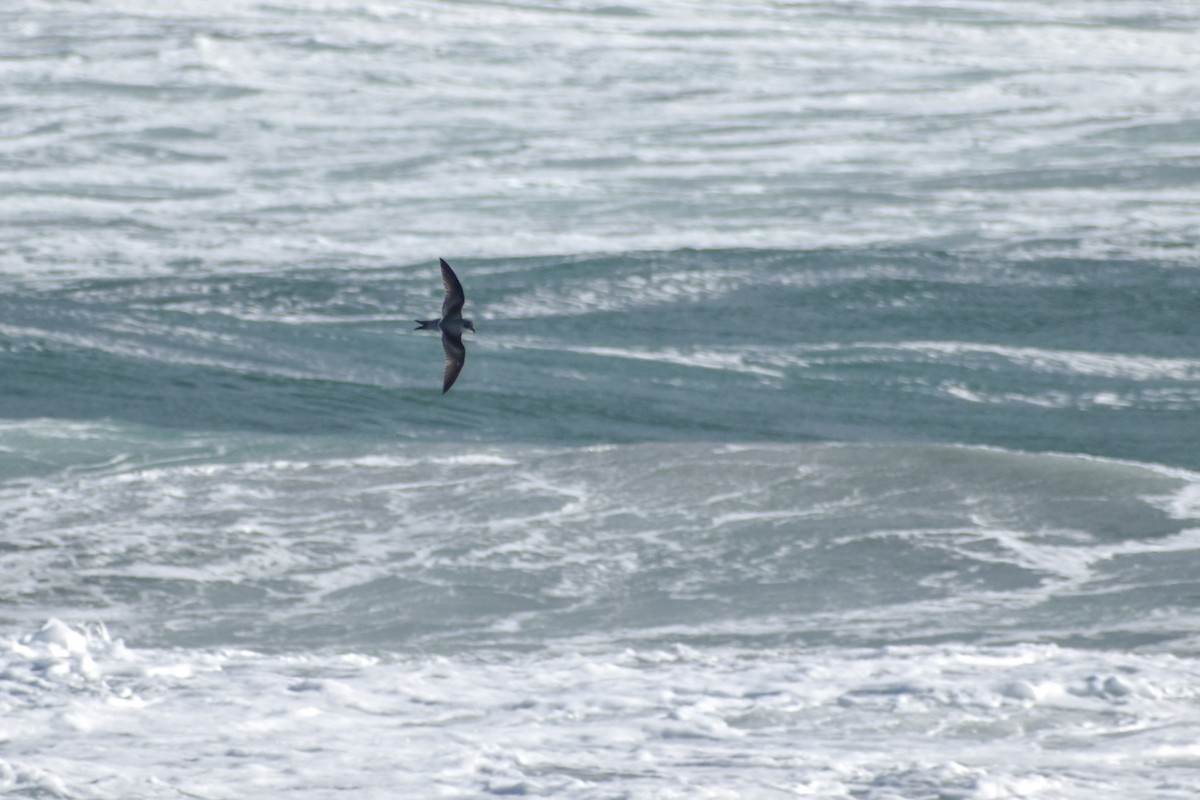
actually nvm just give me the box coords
[414,258,475,393]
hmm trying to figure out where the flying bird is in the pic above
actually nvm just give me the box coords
[414,258,476,393]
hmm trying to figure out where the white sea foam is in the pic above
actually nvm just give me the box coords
[890,342,1200,382]
[493,269,753,319]
[769,341,1200,412]
[2,620,1200,799]
[556,344,787,379]
[3,429,1200,795]
[4,0,1199,279]
[2,429,1196,648]
[1155,482,1200,522]
[2,0,1198,794]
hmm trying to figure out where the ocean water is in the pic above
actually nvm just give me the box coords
[3,1,1200,798]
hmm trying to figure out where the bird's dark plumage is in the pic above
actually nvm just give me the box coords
[441,331,466,394]
[414,258,474,394]
[440,258,465,319]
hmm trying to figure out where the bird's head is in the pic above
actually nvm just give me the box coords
[463,319,476,333]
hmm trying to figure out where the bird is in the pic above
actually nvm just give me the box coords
[414,258,476,393]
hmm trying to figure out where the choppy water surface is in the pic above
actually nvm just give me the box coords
[2,1,1199,798]
[4,0,1200,274]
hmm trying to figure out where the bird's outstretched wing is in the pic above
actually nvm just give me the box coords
[440,258,465,319]
[441,331,466,394]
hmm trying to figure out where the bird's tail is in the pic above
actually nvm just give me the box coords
[414,319,439,330]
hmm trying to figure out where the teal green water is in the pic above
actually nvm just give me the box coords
[3,2,1200,796]
[3,249,1196,467]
